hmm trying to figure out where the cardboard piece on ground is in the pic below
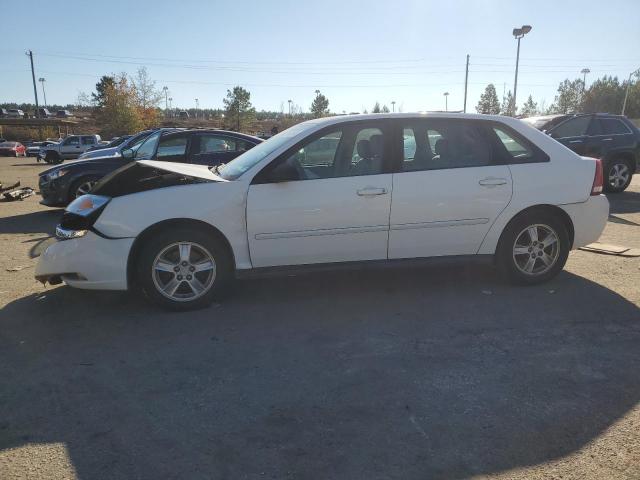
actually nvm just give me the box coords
[619,248,640,258]
[580,242,630,255]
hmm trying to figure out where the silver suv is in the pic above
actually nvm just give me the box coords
[38,134,102,164]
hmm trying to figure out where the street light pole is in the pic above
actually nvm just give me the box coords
[512,25,532,116]
[288,99,292,116]
[391,100,396,112]
[38,77,47,106]
[195,98,199,119]
[162,86,168,110]
[443,92,449,112]
[622,68,640,116]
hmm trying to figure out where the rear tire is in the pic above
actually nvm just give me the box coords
[603,158,633,193]
[136,227,234,311]
[497,212,570,285]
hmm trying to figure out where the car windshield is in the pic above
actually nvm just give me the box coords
[217,124,309,180]
[0,142,16,147]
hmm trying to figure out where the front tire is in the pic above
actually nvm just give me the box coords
[136,228,233,310]
[45,151,61,164]
[497,212,570,285]
[69,176,100,202]
[604,158,633,193]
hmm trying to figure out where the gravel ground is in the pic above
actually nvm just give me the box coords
[0,157,639,480]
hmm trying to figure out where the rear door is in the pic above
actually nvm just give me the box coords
[80,136,98,153]
[599,117,636,155]
[388,119,512,259]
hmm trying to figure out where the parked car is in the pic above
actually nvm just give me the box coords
[0,141,26,157]
[56,110,73,118]
[37,108,53,118]
[26,140,57,157]
[523,113,640,193]
[38,134,102,164]
[35,113,609,310]
[7,109,24,118]
[77,129,178,160]
[38,129,261,206]
[179,111,190,119]
[0,108,8,117]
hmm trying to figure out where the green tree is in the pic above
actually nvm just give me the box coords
[582,75,625,114]
[500,90,516,116]
[520,95,538,117]
[223,86,255,131]
[95,74,143,138]
[372,102,381,113]
[381,104,390,113]
[550,78,583,114]
[310,90,330,118]
[91,75,115,106]
[476,84,501,114]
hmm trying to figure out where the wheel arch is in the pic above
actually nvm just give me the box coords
[494,204,575,255]
[126,218,235,290]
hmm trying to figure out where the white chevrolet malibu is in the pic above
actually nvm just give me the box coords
[36,113,609,310]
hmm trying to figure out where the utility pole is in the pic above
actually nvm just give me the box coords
[463,54,469,113]
[26,50,39,117]
[162,86,168,110]
[622,68,640,115]
[38,77,47,106]
[288,99,292,116]
[195,98,199,119]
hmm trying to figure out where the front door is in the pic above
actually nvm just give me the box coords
[389,119,512,259]
[246,123,393,268]
[548,115,593,156]
[60,136,82,159]
[189,133,247,166]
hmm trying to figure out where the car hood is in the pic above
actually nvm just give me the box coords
[137,160,227,181]
[39,156,126,176]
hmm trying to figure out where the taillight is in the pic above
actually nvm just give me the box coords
[591,158,603,195]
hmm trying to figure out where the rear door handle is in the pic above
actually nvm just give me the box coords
[569,140,583,144]
[479,177,507,187]
[357,187,388,196]
[602,138,613,142]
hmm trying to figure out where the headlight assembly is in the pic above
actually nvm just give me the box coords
[59,194,111,234]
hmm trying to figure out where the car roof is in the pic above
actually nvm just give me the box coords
[161,128,263,142]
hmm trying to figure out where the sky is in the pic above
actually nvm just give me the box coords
[2,0,639,114]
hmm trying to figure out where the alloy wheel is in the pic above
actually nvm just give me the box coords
[608,163,630,190]
[512,224,560,276]
[151,242,217,302]
[75,180,97,197]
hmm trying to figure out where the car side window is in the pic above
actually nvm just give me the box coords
[401,121,490,172]
[81,136,96,145]
[492,127,534,161]
[550,116,591,138]
[197,135,236,153]
[600,118,631,135]
[285,131,343,180]
[156,135,188,162]
[64,137,80,146]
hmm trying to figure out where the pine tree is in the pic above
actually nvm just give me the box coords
[372,102,381,113]
[223,86,256,131]
[500,90,516,116]
[310,90,330,118]
[521,95,538,116]
[476,84,501,114]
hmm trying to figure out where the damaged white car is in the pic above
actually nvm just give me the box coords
[36,113,609,310]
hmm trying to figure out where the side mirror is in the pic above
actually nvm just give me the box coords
[268,161,299,183]
[122,148,134,160]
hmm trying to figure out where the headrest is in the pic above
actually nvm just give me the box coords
[357,139,372,159]
[434,138,449,155]
[369,134,384,156]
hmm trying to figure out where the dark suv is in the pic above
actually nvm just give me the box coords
[523,113,640,192]
[39,129,262,207]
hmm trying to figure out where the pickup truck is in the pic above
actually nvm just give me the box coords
[38,135,102,164]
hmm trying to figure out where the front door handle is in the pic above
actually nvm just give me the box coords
[602,138,613,142]
[479,177,507,187]
[569,140,583,144]
[357,187,388,196]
